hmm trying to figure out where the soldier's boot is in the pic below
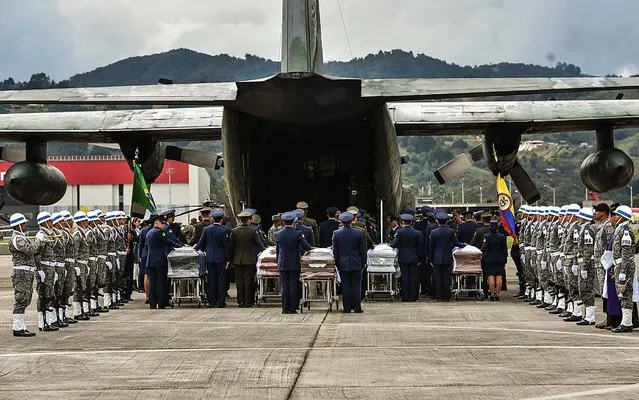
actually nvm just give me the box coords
[73,302,90,321]
[106,293,119,310]
[612,309,634,333]
[564,301,583,322]
[96,293,110,313]
[53,308,69,328]
[577,306,596,325]
[61,307,77,324]
[520,285,530,300]
[12,314,35,337]
[114,291,125,307]
[537,290,552,308]
[559,300,573,318]
[49,307,68,328]
[529,288,542,305]
[39,311,58,332]
[86,301,99,317]
[549,295,565,314]
[545,294,558,311]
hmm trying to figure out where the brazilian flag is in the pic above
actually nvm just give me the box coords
[131,159,157,215]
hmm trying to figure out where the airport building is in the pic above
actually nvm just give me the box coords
[0,156,211,226]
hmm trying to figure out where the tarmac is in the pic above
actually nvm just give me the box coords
[0,255,638,400]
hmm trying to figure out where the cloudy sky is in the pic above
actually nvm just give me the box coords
[1,0,638,81]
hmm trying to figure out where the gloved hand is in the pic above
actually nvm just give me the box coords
[106,262,113,270]
[581,270,588,280]
[571,264,579,276]
[74,267,81,276]
[54,272,59,283]
[619,273,627,284]
[116,260,120,268]
[37,270,45,282]
[540,261,547,270]
[556,260,563,270]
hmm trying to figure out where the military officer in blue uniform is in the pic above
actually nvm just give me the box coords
[146,214,184,309]
[332,212,367,313]
[318,207,340,248]
[295,209,315,247]
[391,214,424,302]
[429,212,465,301]
[137,215,155,303]
[195,209,231,308]
[276,212,312,314]
[456,211,479,244]
[160,209,187,244]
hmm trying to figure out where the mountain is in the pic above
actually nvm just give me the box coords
[1,48,637,206]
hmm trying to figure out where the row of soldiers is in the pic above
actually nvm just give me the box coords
[10,209,130,337]
[518,202,637,333]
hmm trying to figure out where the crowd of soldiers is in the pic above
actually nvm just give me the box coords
[10,210,132,337]
[516,202,637,333]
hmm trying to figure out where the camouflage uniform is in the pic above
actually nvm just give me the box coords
[536,219,551,303]
[577,222,596,321]
[104,223,118,307]
[594,220,614,296]
[10,230,38,332]
[562,220,581,313]
[612,222,635,310]
[267,225,283,246]
[35,227,57,329]
[303,217,320,247]
[84,226,99,315]
[546,218,563,306]
[518,218,530,296]
[60,226,77,322]
[73,226,90,318]
[528,220,540,300]
[115,223,127,303]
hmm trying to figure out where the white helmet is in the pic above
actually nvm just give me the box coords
[566,204,580,216]
[61,211,73,221]
[51,212,64,225]
[10,213,27,227]
[36,211,52,225]
[74,211,88,223]
[614,205,633,221]
[87,211,99,222]
[578,207,594,221]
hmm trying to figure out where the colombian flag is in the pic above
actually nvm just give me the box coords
[497,174,518,243]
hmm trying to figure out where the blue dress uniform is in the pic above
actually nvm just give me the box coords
[319,207,340,248]
[456,215,479,244]
[195,209,231,308]
[146,215,184,309]
[429,212,465,301]
[391,214,424,302]
[161,209,188,244]
[138,221,154,284]
[332,212,367,313]
[276,213,312,314]
[295,210,315,247]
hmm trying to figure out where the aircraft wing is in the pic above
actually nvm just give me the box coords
[389,99,639,136]
[2,76,639,105]
[0,107,223,142]
[363,77,639,101]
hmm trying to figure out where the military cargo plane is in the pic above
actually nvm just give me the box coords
[1,0,639,220]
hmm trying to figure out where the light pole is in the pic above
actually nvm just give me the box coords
[629,185,634,209]
[476,186,483,204]
[544,185,556,206]
[461,178,465,204]
[166,165,175,208]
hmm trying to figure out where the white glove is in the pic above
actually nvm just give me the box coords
[619,273,627,283]
[74,267,81,276]
[571,264,579,276]
[37,270,45,282]
[581,270,588,280]
[106,262,113,270]
[54,272,59,283]
[116,259,120,268]
[540,261,547,270]
[521,255,526,264]
[556,259,563,270]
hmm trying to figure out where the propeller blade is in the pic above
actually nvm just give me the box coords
[433,144,484,184]
[0,147,26,163]
[509,160,541,204]
[165,145,217,169]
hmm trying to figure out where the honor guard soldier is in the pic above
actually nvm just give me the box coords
[162,209,187,244]
[84,212,101,316]
[544,207,562,311]
[559,204,581,318]
[549,206,568,314]
[535,207,553,308]
[229,210,266,308]
[59,211,78,325]
[276,212,312,314]
[608,205,636,333]
[93,210,110,313]
[195,209,231,308]
[104,212,119,310]
[520,207,536,301]
[429,212,465,302]
[333,211,367,313]
[296,201,320,245]
[146,214,184,309]
[35,212,58,332]
[114,211,128,304]
[49,213,69,328]
[319,207,340,248]
[9,213,37,337]
[72,212,91,321]
[593,203,616,329]
[574,207,597,325]
[516,206,529,298]
[391,214,424,302]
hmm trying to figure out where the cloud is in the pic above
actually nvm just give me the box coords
[1,0,638,81]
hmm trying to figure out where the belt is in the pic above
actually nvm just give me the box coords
[98,255,108,259]
[40,261,56,267]
[577,257,584,263]
[536,250,543,255]
[107,252,117,256]
[56,262,65,268]
[89,257,98,262]
[13,265,35,272]
[551,252,560,257]
[614,258,623,266]
[65,258,75,263]
[77,260,88,265]
[116,251,126,256]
